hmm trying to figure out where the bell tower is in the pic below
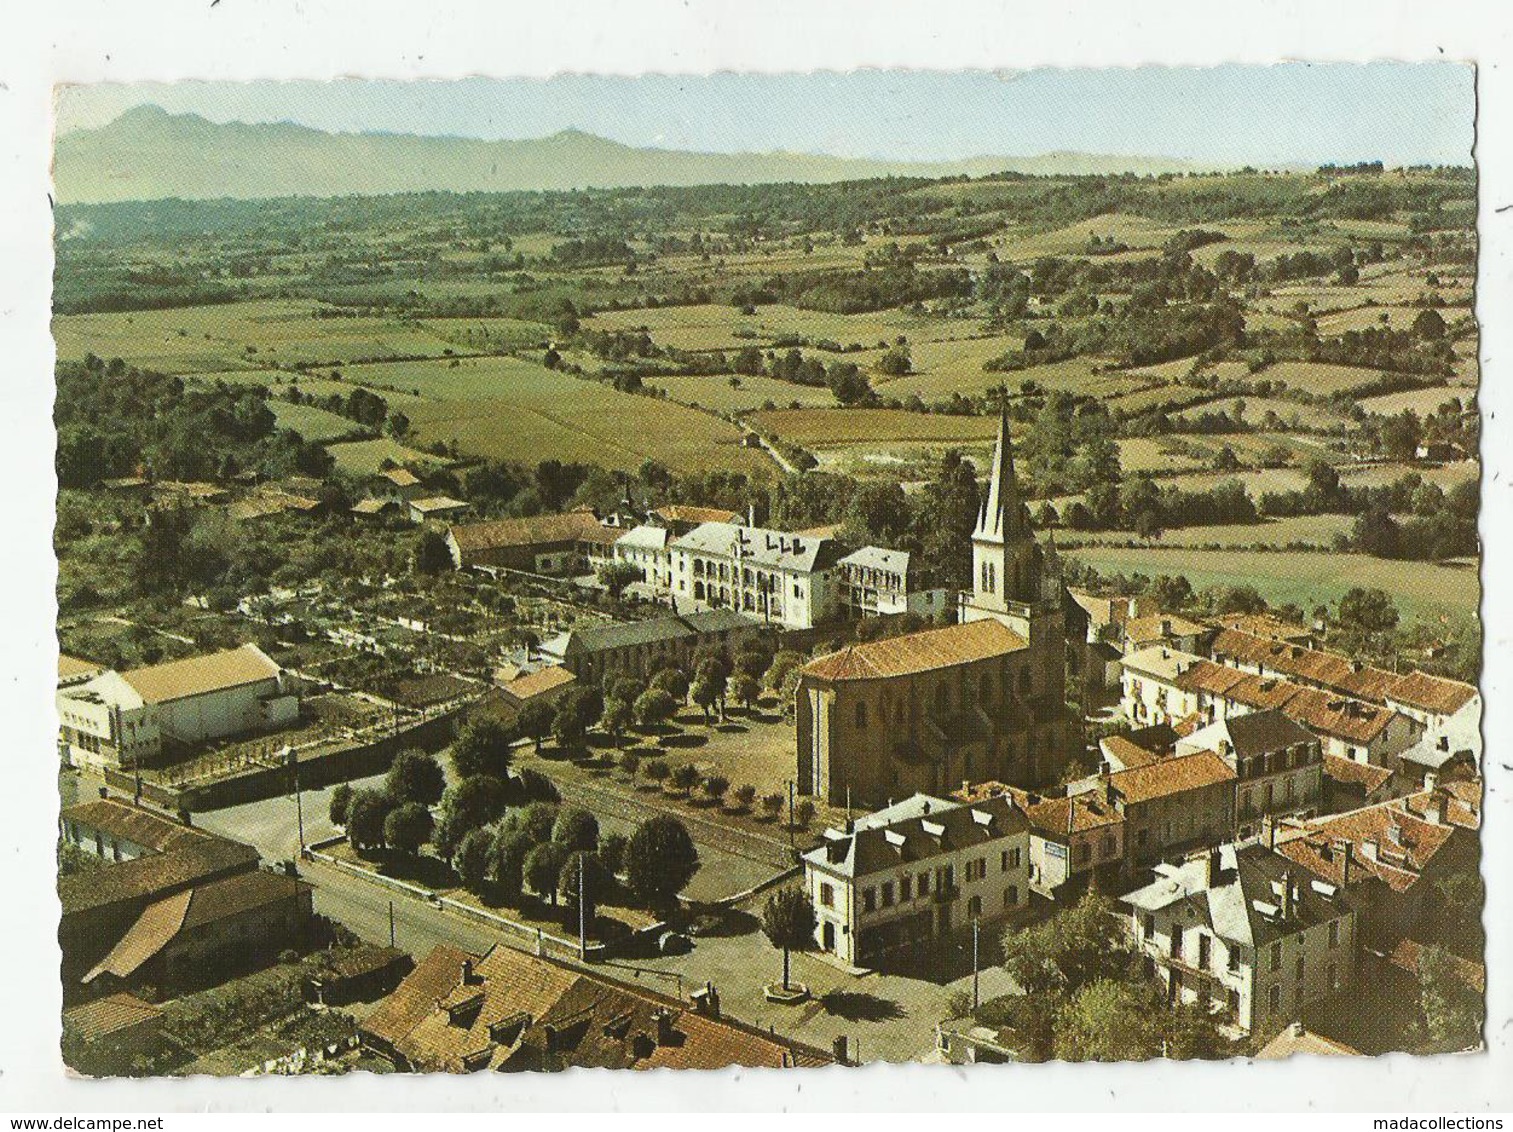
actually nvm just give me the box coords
[963,409,1050,635]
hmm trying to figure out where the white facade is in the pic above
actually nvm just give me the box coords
[669,522,841,630]
[802,794,1029,968]
[612,525,673,590]
[1120,646,1203,726]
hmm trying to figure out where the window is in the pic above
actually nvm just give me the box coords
[1328,920,1340,949]
[1005,886,1019,907]
[1295,955,1305,981]
[1170,927,1183,959]
[1143,913,1156,941]
[967,895,983,917]
[900,876,912,902]
[1101,834,1116,858]
[855,701,868,729]
[1001,850,1010,872]
[1268,984,1282,1015]
[881,882,894,908]
[863,888,876,913]
[819,883,834,909]
[1009,847,1021,870]
[917,872,930,896]
[966,858,987,882]
[1270,942,1282,972]
[1198,934,1212,971]
[1328,963,1340,991]
[1227,945,1241,973]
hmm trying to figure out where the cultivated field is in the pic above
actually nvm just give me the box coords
[747,407,1002,448]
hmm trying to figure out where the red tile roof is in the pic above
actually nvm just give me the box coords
[1384,938,1485,993]
[63,993,163,1043]
[121,644,281,704]
[447,511,606,554]
[1110,750,1236,804]
[1322,755,1394,795]
[803,620,1026,682]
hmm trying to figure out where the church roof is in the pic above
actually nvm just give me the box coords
[974,409,1031,544]
[802,620,1027,682]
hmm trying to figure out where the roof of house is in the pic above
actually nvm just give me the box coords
[1007,786,1124,838]
[498,665,577,700]
[1322,755,1395,796]
[837,545,911,575]
[1186,709,1317,762]
[380,468,423,487]
[1288,688,1401,744]
[1123,613,1208,643]
[1121,644,1204,683]
[802,620,1026,683]
[1174,659,1251,698]
[1383,937,1485,994]
[365,943,830,1073]
[83,889,192,981]
[543,609,755,660]
[61,799,207,855]
[409,496,468,514]
[1386,670,1479,717]
[803,793,1026,879]
[1256,1023,1361,1059]
[614,525,670,552]
[59,654,104,681]
[670,521,842,573]
[1107,750,1236,805]
[63,992,163,1042]
[1274,798,1461,894]
[649,504,743,526]
[58,835,261,917]
[1212,612,1315,644]
[351,497,400,515]
[1122,842,1351,949]
[119,644,281,705]
[1100,734,1162,771]
[447,511,606,555]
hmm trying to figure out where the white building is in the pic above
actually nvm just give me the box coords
[57,644,298,770]
[1120,645,1205,727]
[612,525,673,591]
[1122,843,1357,1036]
[669,522,844,630]
[835,546,948,619]
[801,793,1029,968]
[1176,711,1323,838]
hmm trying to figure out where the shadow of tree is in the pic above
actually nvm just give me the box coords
[819,990,907,1022]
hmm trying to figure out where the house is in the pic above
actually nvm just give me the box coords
[800,793,1030,968]
[612,525,674,591]
[350,497,404,520]
[62,992,166,1072]
[226,489,322,523]
[1069,750,1237,873]
[1211,612,1317,648]
[1067,589,1150,641]
[1099,723,1180,771]
[538,609,761,686]
[797,619,1069,806]
[1120,613,1209,656]
[1007,785,1125,893]
[372,466,429,503]
[445,511,612,575]
[1177,710,1324,838]
[1121,842,1358,1036]
[58,798,263,991]
[361,943,835,1073]
[494,665,578,712]
[834,546,948,620]
[59,653,104,688]
[647,503,744,536]
[1322,754,1398,813]
[56,644,298,770]
[669,521,845,630]
[407,496,469,525]
[1271,783,1481,950]
[1255,1021,1361,1059]
[1120,645,1205,727]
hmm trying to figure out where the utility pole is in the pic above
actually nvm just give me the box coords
[787,780,795,851]
[389,900,396,948]
[972,917,981,1010]
[578,853,588,961]
[288,747,305,853]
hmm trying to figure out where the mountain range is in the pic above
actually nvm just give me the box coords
[53,105,1213,205]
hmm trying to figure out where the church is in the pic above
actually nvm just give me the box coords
[796,411,1087,806]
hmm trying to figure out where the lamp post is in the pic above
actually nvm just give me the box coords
[286,746,305,853]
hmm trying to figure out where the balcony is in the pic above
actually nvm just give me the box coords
[933,884,961,905]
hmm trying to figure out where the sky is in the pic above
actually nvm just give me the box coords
[55,64,1475,167]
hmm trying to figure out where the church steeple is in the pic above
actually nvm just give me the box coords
[976,407,1032,545]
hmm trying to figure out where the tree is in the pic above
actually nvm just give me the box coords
[597,561,642,599]
[491,829,532,905]
[760,793,785,821]
[454,827,493,894]
[345,788,394,852]
[624,816,700,909]
[762,888,817,990]
[690,674,723,722]
[598,832,628,876]
[794,799,816,827]
[731,673,762,712]
[1352,506,1402,559]
[552,807,600,853]
[515,699,556,752]
[384,802,434,856]
[609,677,645,707]
[1418,944,1483,1051]
[763,650,804,693]
[643,758,670,787]
[1336,586,1400,638]
[414,529,453,574]
[451,717,514,779]
[650,666,689,701]
[1412,308,1447,340]
[558,850,610,923]
[634,687,678,728]
[328,782,354,827]
[702,775,730,808]
[1000,888,1128,996]
[434,774,510,857]
[1148,574,1194,612]
[525,841,568,906]
[876,344,912,377]
[617,749,641,779]
[1052,979,1163,1062]
[732,784,757,813]
[670,763,701,796]
[386,749,446,806]
[507,800,562,846]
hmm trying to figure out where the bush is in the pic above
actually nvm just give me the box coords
[669,764,701,795]
[328,783,354,827]
[794,800,816,827]
[732,784,757,812]
[760,793,785,820]
[702,775,730,806]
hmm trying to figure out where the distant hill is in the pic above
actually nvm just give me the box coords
[53,105,1211,204]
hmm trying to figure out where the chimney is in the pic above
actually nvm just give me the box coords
[1424,771,1440,793]
[1339,840,1352,887]
[690,982,721,1019]
[1425,791,1446,827]
[462,958,479,985]
[1279,870,1294,920]
[1205,846,1223,887]
[832,1035,850,1066]
[653,1008,675,1046]
[1360,839,1379,863]
[1161,618,1171,637]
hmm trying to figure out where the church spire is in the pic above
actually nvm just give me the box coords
[977,406,1029,543]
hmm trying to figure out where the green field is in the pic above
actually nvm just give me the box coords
[1169,396,1349,431]
[747,407,1001,448]
[646,373,837,413]
[1066,545,1479,622]
[325,437,450,476]
[268,400,362,442]
[339,355,772,476]
[1061,512,1354,550]
[1356,385,1470,418]
[1258,360,1389,396]
[53,300,461,374]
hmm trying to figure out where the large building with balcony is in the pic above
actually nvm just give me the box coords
[1177,710,1324,839]
[1122,842,1357,1037]
[801,793,1029,969]
[834,546,949,620]
[668,522,845,630]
